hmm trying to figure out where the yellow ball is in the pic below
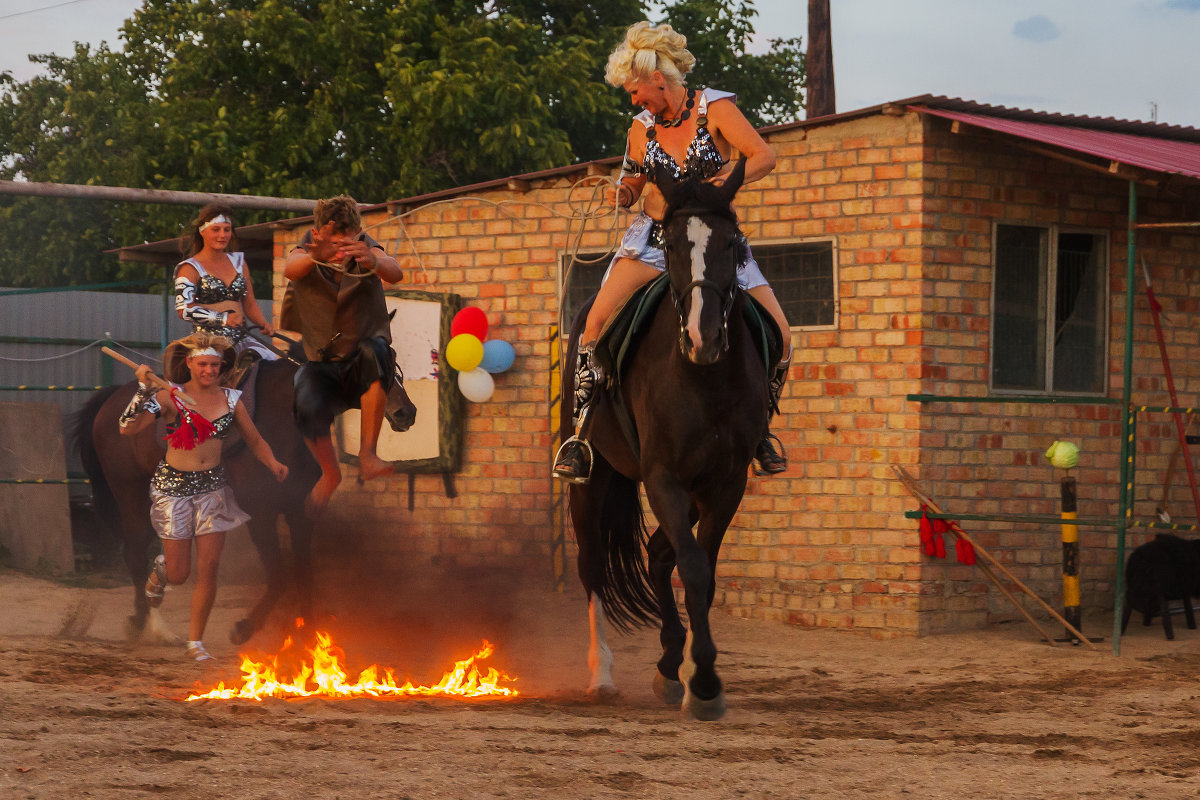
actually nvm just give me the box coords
[445,333,484,372]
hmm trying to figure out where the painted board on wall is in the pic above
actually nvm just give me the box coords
[335,290,462,473]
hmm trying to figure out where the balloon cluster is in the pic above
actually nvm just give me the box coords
[444,306,516,403]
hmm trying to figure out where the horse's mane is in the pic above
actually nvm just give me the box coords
[661,178,741,229]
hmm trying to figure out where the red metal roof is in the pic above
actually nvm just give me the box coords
[912,104,1200,181]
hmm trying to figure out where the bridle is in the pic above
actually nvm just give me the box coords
[671,276,735,355]
[666,208,741,358]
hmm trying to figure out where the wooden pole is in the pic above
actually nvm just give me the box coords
[1059,475,1083,641]
[101,346,194,405]
[896,467,1057,646]
[0,179,318,213]
[892,465,1097,650]
[806,0,836,118]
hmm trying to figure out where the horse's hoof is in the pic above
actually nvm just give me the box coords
[125,614,147,642]
[652,671,685,705]
[143,609,180,646]
[229,619,255,646]
[586,683,620,704]
[682,689,727,721]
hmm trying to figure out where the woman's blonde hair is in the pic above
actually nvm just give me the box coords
[605,22,695,88]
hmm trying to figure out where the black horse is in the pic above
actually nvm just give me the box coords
[71,353,417,645]
[563,160,776,720]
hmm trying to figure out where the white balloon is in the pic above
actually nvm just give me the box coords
[458,367,495,403]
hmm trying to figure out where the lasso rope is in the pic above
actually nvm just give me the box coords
[310,176,626,291]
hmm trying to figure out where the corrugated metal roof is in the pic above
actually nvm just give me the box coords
[911,104,1200,181]
[764,94,1200,143]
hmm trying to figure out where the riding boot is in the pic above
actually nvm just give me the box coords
[553,344,603,484]
[754,356,790,475]
[223,348,260,388]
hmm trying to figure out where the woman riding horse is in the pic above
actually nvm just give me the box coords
[174,204,279,383]
[553,21,792,484]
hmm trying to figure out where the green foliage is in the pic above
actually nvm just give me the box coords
[0,0,804,288]
[660,0,805,127]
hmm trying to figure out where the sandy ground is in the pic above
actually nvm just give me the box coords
[2,556,1200,800]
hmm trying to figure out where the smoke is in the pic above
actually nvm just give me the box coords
[232,516,593,695]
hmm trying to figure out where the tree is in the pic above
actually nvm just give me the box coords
[0,0,803,288]
[660,0,805,127]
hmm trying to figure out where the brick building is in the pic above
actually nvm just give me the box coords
[220,96,1200,637]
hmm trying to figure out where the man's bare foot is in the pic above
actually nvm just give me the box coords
[305,472,341,515]
[358,453,394,483]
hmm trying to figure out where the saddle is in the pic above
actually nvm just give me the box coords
[593,273,781,389]
[590,273,783,457]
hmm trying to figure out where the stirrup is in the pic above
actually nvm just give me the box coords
[144,555,167,608]
[185,641,214,662]
[753,432,788,476]
[553,435,593,484]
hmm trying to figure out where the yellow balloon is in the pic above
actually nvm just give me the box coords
[446,333,484,372]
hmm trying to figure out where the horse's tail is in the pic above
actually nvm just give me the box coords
[67,385,122,530]
[590,471,659,631]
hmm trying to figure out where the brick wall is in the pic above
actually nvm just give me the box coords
[913,115,1200,634]
[270,108,1200,638]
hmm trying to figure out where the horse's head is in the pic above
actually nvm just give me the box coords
[385,367,417,432]
[657,158,747,365]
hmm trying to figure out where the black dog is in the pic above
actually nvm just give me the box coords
[1121,534,1200,640]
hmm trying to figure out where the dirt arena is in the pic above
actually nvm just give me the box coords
[2,557,1199,800]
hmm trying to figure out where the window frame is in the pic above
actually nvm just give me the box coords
[751,235,840,332]
[556,235,840,337]
[989,221,1110,397]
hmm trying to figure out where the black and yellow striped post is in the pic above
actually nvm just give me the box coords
[1060,475,1082,641]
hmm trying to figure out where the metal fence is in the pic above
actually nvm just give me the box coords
[0,284,271,484]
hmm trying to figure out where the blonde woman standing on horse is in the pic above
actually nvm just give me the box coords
[118,331,288,661]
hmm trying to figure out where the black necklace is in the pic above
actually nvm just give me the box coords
[655,88,696,128]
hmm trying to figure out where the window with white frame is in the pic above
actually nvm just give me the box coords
[991,223,1108,394]
[754,239,837,328]
[558,238,838,333]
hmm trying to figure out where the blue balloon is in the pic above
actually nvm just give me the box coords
[479,339,516,373]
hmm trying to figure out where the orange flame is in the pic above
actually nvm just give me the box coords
[185,632,518,702]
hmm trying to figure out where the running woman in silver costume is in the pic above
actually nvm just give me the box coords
[119,331,288,662]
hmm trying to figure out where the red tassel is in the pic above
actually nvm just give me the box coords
[960,539,976,565]
[932,517,949,534]
[166,391,217,450]
[919,506,935,555]
[934,531,946,558]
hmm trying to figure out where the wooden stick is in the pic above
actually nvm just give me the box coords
[101,346,195,406]
[974,556,1058,646]
[892,465,1097,650]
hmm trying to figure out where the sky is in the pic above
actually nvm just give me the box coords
[1,0,1198,128]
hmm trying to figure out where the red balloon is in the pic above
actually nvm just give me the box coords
[451,307,489,340]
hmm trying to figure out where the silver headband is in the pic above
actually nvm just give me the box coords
[199,214,231,232]
[188,346,222,358]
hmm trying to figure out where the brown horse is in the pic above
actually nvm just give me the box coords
[562,159,777,720]
[71,353,417,645]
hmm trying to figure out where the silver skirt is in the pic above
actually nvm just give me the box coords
[149,463,250,540]
[604,212,768,290]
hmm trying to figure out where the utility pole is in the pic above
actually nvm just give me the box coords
[807,0,836,118]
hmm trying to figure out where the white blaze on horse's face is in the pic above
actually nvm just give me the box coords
[685,216,713,357]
